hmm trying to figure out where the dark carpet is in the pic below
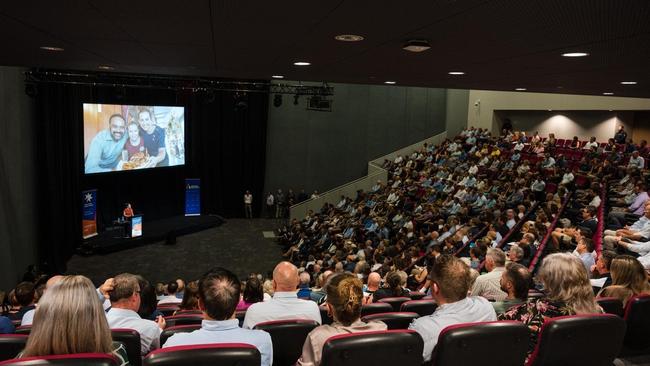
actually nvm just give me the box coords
[66,218,284,285]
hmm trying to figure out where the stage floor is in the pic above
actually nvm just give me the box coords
[67,218,285,285]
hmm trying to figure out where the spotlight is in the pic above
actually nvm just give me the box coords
[273,94,283,107]
[294,94,300,105]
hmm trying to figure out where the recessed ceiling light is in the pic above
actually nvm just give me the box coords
[515,88,527,91]
[98,65,114,70]
[384,81,396,85]
[621,81,637,85]
[562,52,589,57]
[334,34,364,42]
[403,40,431,53]
[548,109,552,111]
[40,46,64,52]
[448,71,465,75]
[271,75,284,79]
[293,61,311,66]
[603,92,614,95]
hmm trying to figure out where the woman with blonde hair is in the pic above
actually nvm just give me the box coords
[499,253,601,354]
[599,255,650,306]
[19,275,128,365]
[297,273,387,366]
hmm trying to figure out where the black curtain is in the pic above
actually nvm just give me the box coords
[34,79,268,273]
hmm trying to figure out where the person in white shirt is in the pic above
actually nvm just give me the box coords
[513,142,525,152]
[157,280,183,305]
[409,255,496,363]
[470,248,508,301]
[584,137,598,150]
[628,151,645,170]
[21,275,64,326]
[560,171,574,186]
[243,261,322,329]
[106,273,165,355]
[163,268,273,366]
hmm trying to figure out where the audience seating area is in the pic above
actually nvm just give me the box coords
[2,128,650,365]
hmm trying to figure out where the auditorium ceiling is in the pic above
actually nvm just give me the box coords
[1,0,649,97]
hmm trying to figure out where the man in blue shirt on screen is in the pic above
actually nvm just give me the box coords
[85,114,127,173]
[138,108,168,167]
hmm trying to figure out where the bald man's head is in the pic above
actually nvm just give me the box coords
[273,261,300,292]
[367,272,381,291]
[46,275,64,289]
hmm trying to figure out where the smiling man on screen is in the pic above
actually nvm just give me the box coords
[138,108,168,167]
[85,114,127,173]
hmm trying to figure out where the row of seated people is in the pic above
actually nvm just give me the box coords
[2,252,650,365]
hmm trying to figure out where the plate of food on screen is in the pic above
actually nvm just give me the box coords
[118,151,157,170]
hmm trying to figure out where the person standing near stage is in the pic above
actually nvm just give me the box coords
[138,108,168,168]
[275,189,285,219]
[266,192,275,218]
[244,190,253,219]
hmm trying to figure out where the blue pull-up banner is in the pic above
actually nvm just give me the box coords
[185,178,201,216]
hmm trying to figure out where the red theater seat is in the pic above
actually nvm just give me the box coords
[111,329,141,366]
[596,297,624,317]
[400,300,437,317]
[143,343,260,366]
[320,330,423,366]
[254,319,318,366]
[0,334,28,362]
[431,321,529,366]
[159,325,201,346]
[0,353,119,366]
[361,312,419,330]
[621,294,650,355]
[163,315,203,327]
[360,303,393,317]
[526,314,625,366]
[378,297,411,311]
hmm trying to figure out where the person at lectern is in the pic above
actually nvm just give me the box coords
[85,114,127,173]
[123,203,134,220]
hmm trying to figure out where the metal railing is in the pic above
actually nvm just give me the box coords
[289,131,448,220]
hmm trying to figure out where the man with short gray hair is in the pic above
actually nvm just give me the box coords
[470,248,508,301]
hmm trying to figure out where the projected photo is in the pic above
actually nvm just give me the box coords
[83,104,185,174]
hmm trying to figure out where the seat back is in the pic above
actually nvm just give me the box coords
[143,343,260,366]
[408,292,426,301]
[254,319,318,366]
[319,306,333,325]
[378,297,411,311]
[400,300,438,317]
[173,310,202,316]
[623,294,650,352]
[111,329,142,366]
[13,327,30,335]
[432,321,528,366]
[0,334,28,362]
[596,297,624,317]
[360,303,393,318]
[159,325,201,346]
[0,353,119,365]
[156,306,179,317]
[361,312,419,330]
[163,315,203,327]
[320,330,423,366]
[235,311,246,328]
[526,314,625,366]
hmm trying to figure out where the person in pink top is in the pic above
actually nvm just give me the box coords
[236,276,264,311]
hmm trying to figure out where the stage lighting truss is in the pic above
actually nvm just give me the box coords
[25,69,334,98]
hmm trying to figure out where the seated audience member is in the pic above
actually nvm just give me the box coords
[243,262,321,329]
[106,273,165,355]
[0,315,14,334]
[157,280,182,305]
[297,273,387,366]
[20,275,63,326]
[297,272,312,299]
[499,253,602,354]
[137,276,163,321]
[603,203,650,250]
[598,255,650,306]
[590,250,616,292]
[470,248,508,301]
[175,279,186,299]
[574,236,596,274]
[372,270,410,302]
[607,183,649,228]
[18,276,128,365]
[177,280,200,312]
[409,255,497,363]
[550,206,597,250]
[309,271,332,304]
[493,263,532,314]
[12,282,36,321]
[507,244,525,265]
[362,272,381,304]
[163,268,272,366]
[237,276,264,311]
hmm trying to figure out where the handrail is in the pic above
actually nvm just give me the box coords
[528,192,574,273]
[454,225,488,257]
[593,183,606,256]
